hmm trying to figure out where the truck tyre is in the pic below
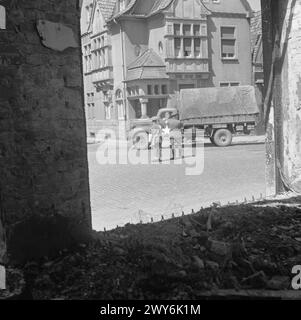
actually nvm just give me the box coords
[213,129,232,147]
[130,129,149,150]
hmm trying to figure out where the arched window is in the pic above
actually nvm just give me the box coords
[0,5,6,30]
[115,89,123,101]
[158,41,163,54]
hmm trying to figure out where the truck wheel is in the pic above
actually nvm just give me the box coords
[213,129,232,147]
[131,130,149,150]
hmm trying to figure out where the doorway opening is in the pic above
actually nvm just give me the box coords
[81,0,266,231]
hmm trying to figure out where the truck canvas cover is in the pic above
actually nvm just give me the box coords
[179,86,259,120]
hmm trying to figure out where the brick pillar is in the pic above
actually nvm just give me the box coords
[0,0,91,263]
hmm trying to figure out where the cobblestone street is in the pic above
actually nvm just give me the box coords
[88,138,266,231]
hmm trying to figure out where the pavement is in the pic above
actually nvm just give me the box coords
[88,135,266,231]
[87,134,266,145]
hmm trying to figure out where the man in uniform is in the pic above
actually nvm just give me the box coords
[149,117,163,162]
[159,111,183,161]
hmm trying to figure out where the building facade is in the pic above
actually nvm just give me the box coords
[81,0,253,139]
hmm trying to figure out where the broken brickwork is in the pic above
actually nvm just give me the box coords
[0,0,91,264]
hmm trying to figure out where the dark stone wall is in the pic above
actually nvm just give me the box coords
[0,0,91,264]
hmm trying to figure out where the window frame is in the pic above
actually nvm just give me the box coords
[172,22,207,59]
[220,26,237,60]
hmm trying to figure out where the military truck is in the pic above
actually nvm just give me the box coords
[129,85,260,149]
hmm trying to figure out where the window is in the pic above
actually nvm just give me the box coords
[194,39,201,58]
[103,91,109,102]
[158,41,163,54]
[184,38,192,57]
[221,27,236,59]
[220,82,240,87]
[0,5,6,29]
[174,24,181,36]
[183,24,191,36]
[93,47,106,70]
[83,44,92,72]
[193,25,200,36]
[161,85,167,94]
[147,85,152,95]
[172,23,207,59]
[115,89,123,100]
[154,85,159,95]
[174,38,181,57]
[102,49,106,67]
[87,103,95,120]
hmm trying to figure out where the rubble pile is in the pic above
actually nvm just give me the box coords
[2,197,301,300]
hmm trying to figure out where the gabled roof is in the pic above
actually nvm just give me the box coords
[128,49,166,69]
[127,49,168,81]
[84,0,117,35]
[110,0,251,21]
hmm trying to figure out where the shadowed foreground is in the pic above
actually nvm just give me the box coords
[1,196,301,300]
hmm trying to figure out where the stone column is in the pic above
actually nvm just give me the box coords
[140,98,149,119]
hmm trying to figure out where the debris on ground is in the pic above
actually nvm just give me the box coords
[1,196,301,300]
